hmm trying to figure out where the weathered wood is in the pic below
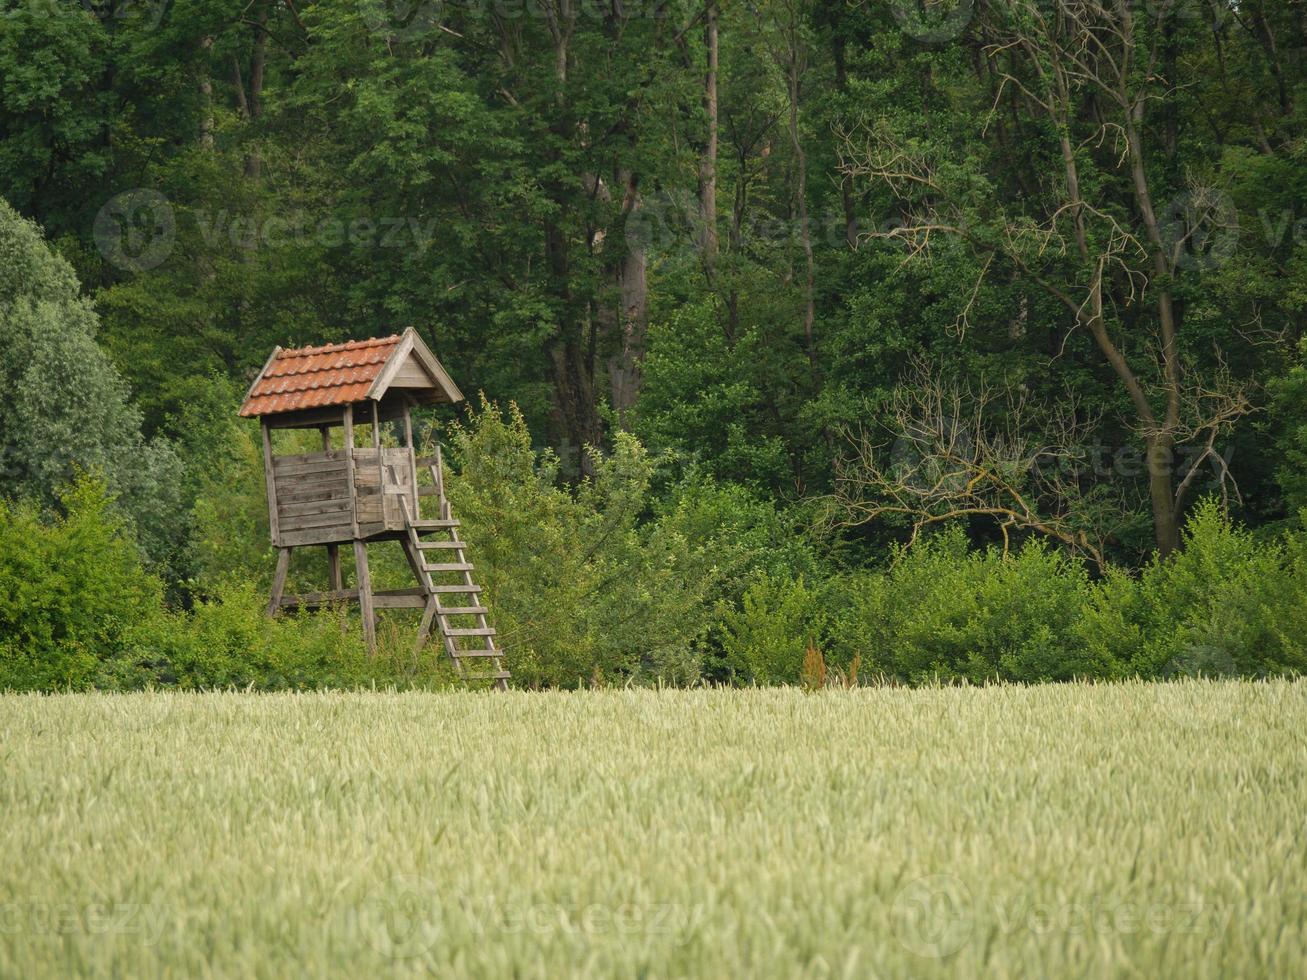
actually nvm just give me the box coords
[326,545,342,591]
[272,462,348,484]
[271,448,347,468]
[373,593,428,609]
[343,404,359,538]
[278,497,353,519]
[444,627,497,637]
[277,523,383,548]
[281,508,355,532]
[421,562,474,573]
[261,421,280,544]
[403,403,419,517]
[353,538,375,653]
[418,540,468,550]
[267,547,290,615]
[413,597,438,655]
[276,479,348,504]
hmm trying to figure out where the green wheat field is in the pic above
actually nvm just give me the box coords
[2,682,1305,978]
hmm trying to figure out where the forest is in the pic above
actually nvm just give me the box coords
[3,0,1307,689]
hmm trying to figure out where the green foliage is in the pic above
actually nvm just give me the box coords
[445,398,712,687]
[825,530,1105,685]
[0,477,163,692]
[1079,500,1307,680]
[719,574,825,685]
[142,579,455,691]
[0,199,185,568]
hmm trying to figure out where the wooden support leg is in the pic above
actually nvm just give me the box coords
[353,539,376,654]
[413,597,438,656]
[399,537,424,586]
[267,547,291,616]
[326,544,342,591]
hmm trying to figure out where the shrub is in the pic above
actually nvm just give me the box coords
[444,398,713,687]
[719,573,825,684]
[1080,500,1307,679]
[0,477,164,691]
[826,529,1108,684]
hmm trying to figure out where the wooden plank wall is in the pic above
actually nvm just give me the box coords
[270,447,417,544]
[271,450,352,544]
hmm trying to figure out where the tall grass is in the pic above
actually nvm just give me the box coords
[2,682,1304,977]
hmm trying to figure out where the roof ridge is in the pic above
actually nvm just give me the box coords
[277,334,403,358]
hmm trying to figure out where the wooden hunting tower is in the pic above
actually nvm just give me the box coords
[240,329,508,688]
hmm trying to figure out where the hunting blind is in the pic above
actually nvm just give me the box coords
[240,329,508,688]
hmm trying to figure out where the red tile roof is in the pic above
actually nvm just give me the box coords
[239,335,404,417]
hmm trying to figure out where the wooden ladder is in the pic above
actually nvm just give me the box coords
[399,448,509,690]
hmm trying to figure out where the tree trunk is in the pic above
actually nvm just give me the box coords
[785,36,815,369]
[243,1,268,179]
[699,3,719,271]
[609,172,648,427]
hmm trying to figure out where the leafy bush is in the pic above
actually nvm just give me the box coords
[0,200,185,569]
[826,530,1106,685]
[0,478,164,691]
[135,579,456,691]
[445,399,713,687]
[719,573,825,684]
[1079,500,1307,679]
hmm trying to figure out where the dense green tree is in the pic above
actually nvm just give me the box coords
[0,198,184,565]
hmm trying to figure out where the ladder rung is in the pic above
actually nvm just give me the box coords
[437,606,488,616]
[418,541,467,550]
[410,519,460,530]
[422,563,474,573]
[462,670,511,680]
[446,627,496,637]
[454,650,504,659]
[428,584,482,594]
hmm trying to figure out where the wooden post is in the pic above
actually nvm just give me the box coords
[402,402,419,518]
[319,424,342,589]
[343,405,359,538]
[353,538,376,653]
[261,420,280,544]
[267,547,291,616]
